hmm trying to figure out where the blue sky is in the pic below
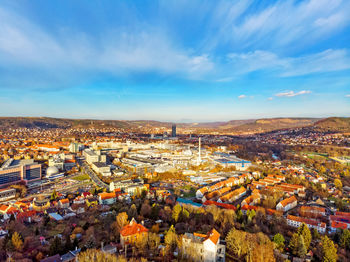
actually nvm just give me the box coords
[0,0,349,122]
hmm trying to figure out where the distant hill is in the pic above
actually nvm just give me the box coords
[225,118,319,134]
[314,117,350,132]
[0,117,131,129]
[0,116,349,134]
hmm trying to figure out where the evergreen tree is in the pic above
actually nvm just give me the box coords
[49,236,63,255]
[73,237,79,249]
[297,223,312,250]
[128,204,138,219]
[289,233,299,256]
[312,228,320,240]
[321,236,337,262]
[340,229,350,249]
[296,235,307,258]
[64,234,73,252]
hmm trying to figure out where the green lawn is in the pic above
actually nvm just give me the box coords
[302,152,329,160]
[71,174,90,181]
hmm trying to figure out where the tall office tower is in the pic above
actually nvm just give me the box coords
[172,124,177,137]
[198,137,202,164]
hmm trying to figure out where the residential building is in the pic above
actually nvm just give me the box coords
[287,215,326,234]
[300,206,326,218]
[276,196,297,212]
[58,199,70,209]
[182,229,225,262]
[120,218,148,247]
[98,192,116,205]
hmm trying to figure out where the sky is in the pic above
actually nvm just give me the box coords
[0,0,349,122]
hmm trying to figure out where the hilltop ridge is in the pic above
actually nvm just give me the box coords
[0,116,349,134]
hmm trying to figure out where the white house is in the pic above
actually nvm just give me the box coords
[182,229,225,262]
[196,187,208,200]
[287,215,326,234]
[276,196,297,212]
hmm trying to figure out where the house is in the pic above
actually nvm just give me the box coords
[0,227,8,238]
[98,192,116,205]
[120,218,148,247]
[206,187,231,202]
[196,187,208,200]
[0,204,19,216]
[276,196,297,212]
[329,214,350,230]
[218,187,246,203]
[73,196,85,205]
[241,191,261,206]
[299,206,326,218]
[58,199,70,209]
[16,210,37,223]
[287,215,326,234]
[81,192,93,199]
[329,221,348,233]
[182,229,225,262]
[70,204,86,214]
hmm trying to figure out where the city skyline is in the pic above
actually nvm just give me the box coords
[0,0,350,121]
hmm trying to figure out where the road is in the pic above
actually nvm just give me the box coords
[82,162,109,189]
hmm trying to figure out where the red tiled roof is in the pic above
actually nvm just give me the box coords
[335,211,350,218]
[120,220,148,237]
[193,228,220,245]
[207,229,220,245]
[331,221,347,230]
[59,198,69,204]
[279,196,297,207]
[99,192,116,200]
[287,215,326,228]
[16,210,36,221]
[203,200,237,210]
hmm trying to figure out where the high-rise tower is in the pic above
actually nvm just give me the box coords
[172,124,176,137]
[198,137,201,164]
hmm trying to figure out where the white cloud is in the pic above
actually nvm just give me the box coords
[275,90,311,97]
[281,49,350,77]
[227,49,350,77]
[238,95,247,99]
[229,0,350,49]
[0,6,213,84]
[346,94,350,97]
[268,97,273,100]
